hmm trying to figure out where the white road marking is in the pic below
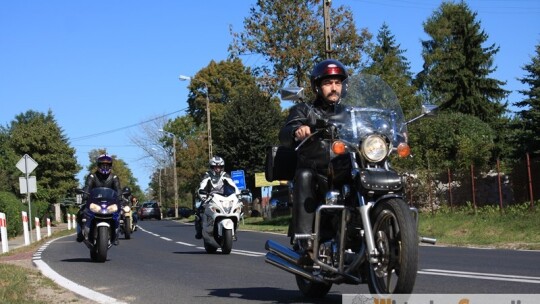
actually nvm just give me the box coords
[419,269,540,284]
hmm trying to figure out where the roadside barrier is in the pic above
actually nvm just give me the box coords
[47,218,51,237]
[1,212,8,253]
[35,217,41,241]
[22,211,30,245]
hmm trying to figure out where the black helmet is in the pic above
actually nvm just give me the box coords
[310,59,348,96]
[122,186,131,196]
[96,154,113,175]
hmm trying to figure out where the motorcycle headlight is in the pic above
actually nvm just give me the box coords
[107,204,118,213]
[89,203,101,213]
[122,205,131,213]
[361,135,388,163]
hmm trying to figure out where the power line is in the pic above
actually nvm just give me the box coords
[70,108,187,142]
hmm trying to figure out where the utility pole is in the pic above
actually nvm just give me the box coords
[323,0,333,58]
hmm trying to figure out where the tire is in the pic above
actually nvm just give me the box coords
[221,229,233,254]
[204,241,218,254]
[295,276,332,298]
[124,218,131,239]
[94,226,109,263]
[367,198,418,294]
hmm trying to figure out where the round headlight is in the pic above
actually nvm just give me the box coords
[361,135,388,162]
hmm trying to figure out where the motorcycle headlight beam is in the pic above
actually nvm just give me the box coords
[361,135,388,163]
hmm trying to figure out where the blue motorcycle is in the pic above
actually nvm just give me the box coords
[77,187,121,262]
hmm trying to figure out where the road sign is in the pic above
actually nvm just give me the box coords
[19,176,37,194]
[16,154,38,174]
[231,170,246,190]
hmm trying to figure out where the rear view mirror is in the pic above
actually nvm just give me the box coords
[421,104,438,116]
[280,87,304,102]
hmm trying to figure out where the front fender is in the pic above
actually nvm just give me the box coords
[218,218,234,236]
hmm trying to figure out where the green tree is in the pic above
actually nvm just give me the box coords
[216,87,283,190]
[403,112,495,173]
[9,110,81,208]
[363,23,422,119]
[513,43,540,157]
[416,1,508,124]
[229,0,371,91]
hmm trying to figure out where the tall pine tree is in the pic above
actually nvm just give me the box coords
[514,43,540,157]
[363,23,422,119]
[416,1,508,124]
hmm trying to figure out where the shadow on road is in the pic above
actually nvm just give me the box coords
[207,286,343,303]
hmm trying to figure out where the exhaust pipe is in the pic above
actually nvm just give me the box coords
[265,240,326,284]
[419,236,437,245]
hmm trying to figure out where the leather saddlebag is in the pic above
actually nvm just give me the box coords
[265,146,297,182]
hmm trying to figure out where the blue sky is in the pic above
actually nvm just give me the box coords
[1,1,539,191]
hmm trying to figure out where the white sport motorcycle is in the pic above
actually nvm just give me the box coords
[197,187,248,254]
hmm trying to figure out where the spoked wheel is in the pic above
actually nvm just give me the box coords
[295,275,332,298]
[367,198,418,294]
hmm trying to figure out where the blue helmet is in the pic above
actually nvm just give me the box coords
[97,154,113,175]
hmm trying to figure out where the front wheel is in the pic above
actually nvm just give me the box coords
[221,229,233,254]
[93,226,109,263]
[367,198,418,294]
[124,218,131,239]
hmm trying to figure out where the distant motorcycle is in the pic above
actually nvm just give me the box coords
[76,187,121,262]
[197,186,248,254]
[119,201,135,239]
[265,74,437,296]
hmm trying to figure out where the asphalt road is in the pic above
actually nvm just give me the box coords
[37,219,540,303]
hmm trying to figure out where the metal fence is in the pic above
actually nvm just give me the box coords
[405,153,539,212]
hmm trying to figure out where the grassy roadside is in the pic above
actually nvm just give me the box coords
[0,229,84,304]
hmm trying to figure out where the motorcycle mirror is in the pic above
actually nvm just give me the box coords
[280,87,304,102]
[422,104,438,116]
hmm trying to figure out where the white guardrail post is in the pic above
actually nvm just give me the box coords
[47,218,52,237]
[0,212,8,253]
[35,217,41,241]
[67,213,72,230]
[22,211,30,245]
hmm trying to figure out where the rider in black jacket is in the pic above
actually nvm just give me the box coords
[76,154,122,244]
[278,59,349,252]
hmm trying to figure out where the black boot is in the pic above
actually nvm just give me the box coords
[194,216,202,239]
[76,212,84,242]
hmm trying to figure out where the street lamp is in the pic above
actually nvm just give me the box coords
[178,75,212,160]
[158,129,179,219]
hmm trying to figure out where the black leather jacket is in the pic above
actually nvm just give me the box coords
[82,171,122,200]
[279,98,344,173]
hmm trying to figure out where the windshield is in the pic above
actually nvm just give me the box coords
[333,74,407,148]
[88,187,118,201]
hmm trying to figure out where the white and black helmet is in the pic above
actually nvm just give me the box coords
[209,156,225,168]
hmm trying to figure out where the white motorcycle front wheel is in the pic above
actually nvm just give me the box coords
[221,229,233,254]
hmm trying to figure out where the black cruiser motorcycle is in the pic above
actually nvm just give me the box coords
[265,74,437,296]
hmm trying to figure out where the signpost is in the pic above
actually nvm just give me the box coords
[16,154,38,242]
[231,170,246,190]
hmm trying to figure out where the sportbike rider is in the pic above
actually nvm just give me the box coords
[194,156,240,239]
[278,59,350,254]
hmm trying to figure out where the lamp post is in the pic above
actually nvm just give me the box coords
[179,75,212,160]
[159,129,179,219]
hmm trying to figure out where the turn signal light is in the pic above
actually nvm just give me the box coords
[332,141,347,155]
[397,142,410,158]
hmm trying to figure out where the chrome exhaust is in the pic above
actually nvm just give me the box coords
[265,253,326,284]
[265,240,326,284]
